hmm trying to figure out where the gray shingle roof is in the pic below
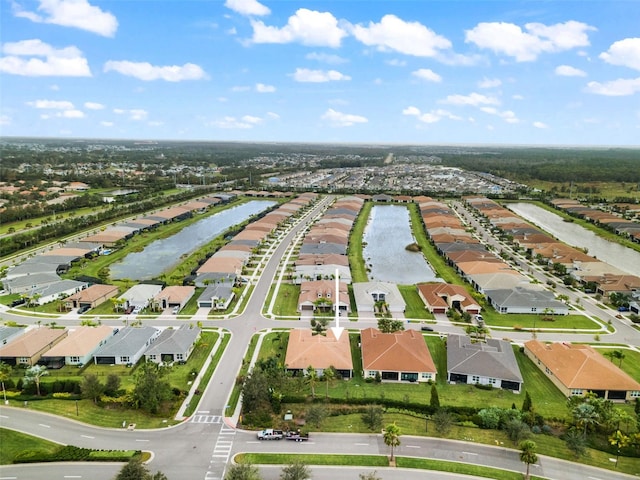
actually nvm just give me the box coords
[93,326,159,357]
[144,325,200,357]
[447,334,523,383]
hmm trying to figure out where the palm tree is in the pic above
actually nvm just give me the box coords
[322,366,336,399]
[0,362,11,404]
[519,440,538,480]
[383,423,401,463]
[24,365,48,396]
[306,366,318,398]
[573,402,600,438]
[611,350,626,367]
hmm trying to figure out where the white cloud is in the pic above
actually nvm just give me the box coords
[251,9,347,47]
[292,68,351,83]
[306,52,348,64]
[351,14,451,57]
[402,106,460,124]
[61,109,84,118]
[255,83,275,93]
[411,68,441,82]
[440,92,500,106]
[321,108,368,127]
[211,116,255,129]
[266,112,280,119]
[104,61,207,82]
[478,77,502,88]
[148,121,164,127]
[386,59,407,67]
[585,77,640,96]
[224,0,270,16]
[480,107,519,123]
[599,38,640,71]
[13,0,118,37]
[84,101,105,110]
[113,108,148,120]
[555,65,587,77]
[0,39,91,77]
[533,121,549,129]
[512,94,525,100]
[100,121,114,127]
[0,114,12,126]
[465,20,595,61]
[27,99,75,110]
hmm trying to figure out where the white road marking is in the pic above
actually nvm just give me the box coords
[462,452,478,455]
[406,445,420,449]
[135,439,149,442]
[38,423,50,428]
[0,415,8,418]
[0,477,18,479]
[81,435,94,439]
[354,443,369,446]
[64,476,82,478]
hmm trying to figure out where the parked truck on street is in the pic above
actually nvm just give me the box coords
[257,429,283,440]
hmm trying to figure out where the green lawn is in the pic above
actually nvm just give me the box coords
[398,284,433,320]
[348,201,371,283]
[0,428,61,465]
[483,312,601,331]
[595,347,640,382]
[271,283,300,317]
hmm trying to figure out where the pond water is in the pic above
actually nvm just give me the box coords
[508,202,640,276]
[110,200,276,280]
[362,205,438,284]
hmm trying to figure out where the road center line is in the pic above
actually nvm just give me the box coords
[462,452,478,455]
[38,423,50,428]
[354,443,369,446]
[135,439,149,442]
[406,445,420,449]
[81,435,94,439]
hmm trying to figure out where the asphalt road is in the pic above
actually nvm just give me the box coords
[1,196,640,480]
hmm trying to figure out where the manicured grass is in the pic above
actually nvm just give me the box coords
[482,312,600,330]
[595,347,640,382]
[0,428,61,465]
[348,201,372,283]
[397,457,545,480]
[398,284,433,320]
[237,453,389,467]
[270,283,300,317]
[257,331,289,364]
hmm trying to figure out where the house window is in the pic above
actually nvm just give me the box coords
[571,389,583,396]
[421,373,432,380]
[531,307,537,313]
[18,357,29,364]
[69,356,80,363]
[367,371,376,378]
[500,307,507,313]
[148,355,156,361]
[489,378,497,384]
[120,356,130,363]
[630,391,640,398]
[176,354,184,360]
[545,367,552,375]
[472,375,480,383]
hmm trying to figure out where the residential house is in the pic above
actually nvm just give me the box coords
[447,334,523,392]
[65,284,119,310]
[144,325,201,364]
[0,327,68,366]
[41,325,115,368]
[197,283,234,310]
[417,283,481,315]
[353,282,405,314]
[485,287,569,315]
[119,284,164,312]
[93,326,160,365]
[524,340,640,402]
[361,328,436,383]
[152,286,195,312]
[297,279,350,313]
[285,329,353,379]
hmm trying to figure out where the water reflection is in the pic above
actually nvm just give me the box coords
[111,200,275,280]
[362,205,438,284]
[508,203,640,276]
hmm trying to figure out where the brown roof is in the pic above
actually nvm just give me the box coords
[155,286,195,303]
[0,327,68,357]
[197,256,244,274]
[285,329,353,370]
[361,328,436,373]
[296,254,349,266]
[525,340,640,392]
[42,325,114,357]
[417,283,481,311]
[298,280,349,307]
[66,284,119,302]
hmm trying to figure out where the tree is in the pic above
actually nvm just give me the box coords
[361,404,384,431]
[522,391,533,413]
[322,366,337,399]
[572,402,600,438]
[519,440,538,480]
[132,360,172,414]
[305,404,327,428]
[429,383,440,410]
[433,410,453,435]
[611,350,626,368]
[104,373,122,397]
[564,427,586,458]
[383,422,401,462]
[280,461,310,480]
[306,366,318,399]
[609,430,630,467]
[377,318,404,333]
[23,365,48,396]
[81,373,104,404]
[0,362,11,403]
[224,463,261,480]
[115,459,168,480]
[504,418,531,444]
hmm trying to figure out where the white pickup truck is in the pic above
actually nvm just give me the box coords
[256,429,284,440]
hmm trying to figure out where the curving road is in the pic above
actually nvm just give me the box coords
[1,195,639,480]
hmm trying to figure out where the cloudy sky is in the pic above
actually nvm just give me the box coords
[1,0,639,145]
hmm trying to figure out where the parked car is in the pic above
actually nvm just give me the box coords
[172,306,180,314]
[9,298,26,307]
[78,305,91,314]
[421,325,434,332]
[124,306,134,314]
[257,429,283,440]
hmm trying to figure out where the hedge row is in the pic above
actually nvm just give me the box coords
[13,445,140,464]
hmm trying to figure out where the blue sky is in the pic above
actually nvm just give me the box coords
[1,0,639,145]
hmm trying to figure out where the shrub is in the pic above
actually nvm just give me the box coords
[52,392,73,399]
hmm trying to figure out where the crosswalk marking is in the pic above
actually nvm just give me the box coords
[191,415,222,424]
